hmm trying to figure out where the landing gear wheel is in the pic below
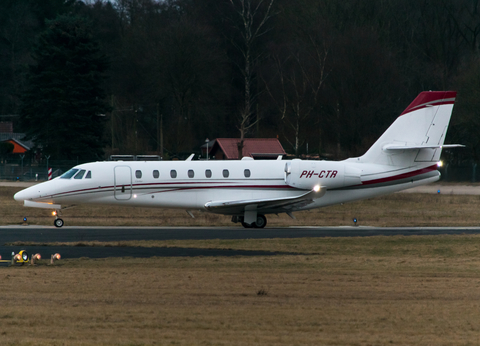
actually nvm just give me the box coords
[54,218,64,228]
[254,215,267,228]
[241,221,253,228]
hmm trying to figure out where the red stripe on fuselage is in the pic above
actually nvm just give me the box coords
[360,164,438,186]
[45,182,294,200]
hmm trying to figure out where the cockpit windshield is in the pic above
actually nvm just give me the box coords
[60,168,92,179]
[74,169,86,179]
[60,168,79,179]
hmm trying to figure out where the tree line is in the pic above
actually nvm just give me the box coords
[1,0,480,161]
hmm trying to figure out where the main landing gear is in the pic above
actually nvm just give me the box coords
[234,214,267,228]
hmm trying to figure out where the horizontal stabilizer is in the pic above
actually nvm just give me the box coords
[383,144,465,151]
[205,187,325,214]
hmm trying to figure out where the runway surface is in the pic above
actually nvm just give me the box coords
[1,225,480,260]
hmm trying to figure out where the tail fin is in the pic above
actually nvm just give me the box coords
[360,91,462,166]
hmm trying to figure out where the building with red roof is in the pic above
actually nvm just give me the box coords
[202,138,286,160]
[0,122,33,155]
[2,138,30,154]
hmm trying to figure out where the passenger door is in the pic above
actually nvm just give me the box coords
[114,166,132,200]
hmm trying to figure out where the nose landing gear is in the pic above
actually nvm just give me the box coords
[53,210,64,228]
[54,218,64,228]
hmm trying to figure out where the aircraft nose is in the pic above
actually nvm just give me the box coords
[14,189,28,202]
[14,186,37,202]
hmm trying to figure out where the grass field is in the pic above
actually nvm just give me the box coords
[2,186,480,345]
[2,236,480,345]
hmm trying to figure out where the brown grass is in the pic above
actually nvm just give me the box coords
[3,186,480,227]
[2,236,480,345]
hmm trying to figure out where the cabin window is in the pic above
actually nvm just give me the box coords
[135,170,142,179]
[153,170,159,178]
[223,169,229,178]
[60,168,79,179]
[85,171,92,179]
[188,169,194,178]
[170,170,177,178]
[74,169,86,179]
[205,169,212,178]
[244,169,251,178]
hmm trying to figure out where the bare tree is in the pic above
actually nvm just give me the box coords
[228,0,275,159]
[265,39,328,157]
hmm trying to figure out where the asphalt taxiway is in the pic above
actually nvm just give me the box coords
[1,225,480,260]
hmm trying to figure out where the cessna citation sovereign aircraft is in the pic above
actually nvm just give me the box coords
[14,91,462,228]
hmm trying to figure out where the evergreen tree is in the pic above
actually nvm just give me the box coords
[19,14,109,160]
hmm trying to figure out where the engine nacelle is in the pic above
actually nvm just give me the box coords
[285,159,362,190]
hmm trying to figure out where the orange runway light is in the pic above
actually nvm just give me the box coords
[31,253,41,265]
[50,253,61,264]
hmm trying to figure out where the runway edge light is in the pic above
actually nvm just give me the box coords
[31,253,41,265]
[50,253,61,264]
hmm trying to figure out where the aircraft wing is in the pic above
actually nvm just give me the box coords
[204,187,325,215]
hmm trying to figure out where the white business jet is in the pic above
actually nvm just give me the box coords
[14,91,462,228]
